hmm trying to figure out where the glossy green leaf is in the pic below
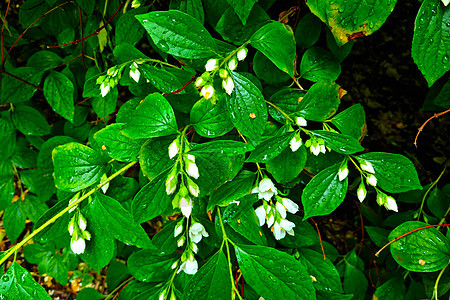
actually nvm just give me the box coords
[389,221,450,272]
[253,50,291,85]
[190,140,254,156]
[295,13,322,49]
[76,288,104,300]
[0,262,51,299]
[33,199,70,243]
[297,81,340,121]
[375,277,406,300]
[307,0,397,46]
[330,104,366,140]
[52,142,107,192]
[191,98,234,138]
[227,71,268,143]
[3,200,26,242]
[94,123,145,162]
[267,89,305,123]
[356,152,422,193]
[266,145,307,183]
[128,249,179,282]
[11,105,51,136]
[121,93,178,139]
[43,71,75,123]
[0,117,16,159]
[225,0,257,25]
[139,137,176,180]
[412,0,450,86]
[0,159,14,211]
[184,251,231,299]
[234,244,316,300]
[310,130,364,154]
[135,10,217,59]
[27,51,63,70]
[91,87,118,119]
[326,29,355,63]
[140,64,183,93]
[246,133,294,163]
[91,193,153,249]
[300,47,341,82]
[277,215,319,248]
[106,260,131,291]
[170,0,204,24]
[152,221,178,255]
[250,22,296,76]
[365,226,389,248]
[0,67,44,104]
[343,261,368,299]
[302,163,348,219]
[115,6,148,45]
[426,187,449,218]
[132,171,172,224]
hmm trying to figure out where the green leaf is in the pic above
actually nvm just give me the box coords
[0,67,44,104]
[170,0,205,24]
[227,71,268,143]
[132,171,172,224]
[139,137,176,180]
[412,0,450,86]
[135,10,217,59]
[11,138,37,169]
[302,163,348,219]
[139,65,183,93]
[300,47,341,82]
[91,87,118,119]
[115,6,148,45]
[225,0,257,25]
[277,215,319,248]
[0,159,14,211]
[310,130,364,154]
[250,22,296,77]
[307,0,397,46]
[184,251,231,299]
[330,104,366,140]
[375,277,406,300]
[365,226,389,248]
[190,140,254,156]
[113,44,149,65]
[22,195,48,223]
[297,81,340,121]
[128,249,179,282]
[106,260,131,291]
[52,142,107,192]
[208,170,256,212]
[266,145,307,183]
[246,133,294,163]
[191,98,234,138]
[121,93,178,139]
[355,152,422,193]
[91,193,153,249]
[76,288,104,300]
[152,221,178,255]
[0,117,16,159]
[234,244,316,300]
[33,199,70,243]
[43,71,75,123]
[426,187,449,218]
[3,200,27,242]
[389,221,450,272]
[11,104,51,136]
[76,0,94,15]
[253,50,291,85]
[94,123,145,162]
[298,248,343,293]
[23,243,77,285]
[295,13,322,49]
[343,261,368,300]
[0,262,51,299]
[27,51,64,70]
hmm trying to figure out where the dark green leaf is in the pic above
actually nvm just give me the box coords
[253,50,291,85]
[302,163,348,219]
[297,81,340,121]
[3,200,27,242]
[365,226,389,248]
[91,87,118,119]
[266,145,307,183]
[250,22,296,76]
[426,187,449,218]
[0,117,16,158]
[43,71,75,123]
[343,261,368,300]
[0,159,14,211]
[330,104,366,140]
[0,67,44,104]
[225,0,257,25]
[295,13,322,49]
[113,43,149,64]
[27,51,63,70]
[140,64,183,93]
[115,6,149,45]
[170,0,204,24]
[34,199,70,243]
[128,249,179,282]
[234,244,316,300]
[76,288,104,300]
[191,98,234,138]
[11,105,51,136]
[277,215,319,248]
[190,140,254,156]
[310,130,364,154]
[76,0,94,15]
[300,47,341,82]
[11,138,37,168]
[121,93,178,139]
[375,277,406,300]
[135,10,217,59]
[139,137,176,180]
[246,133,294,163]
[389,221,450,272]
[107,260,131,291]
[356,152,422,193]
[152,221,178,255]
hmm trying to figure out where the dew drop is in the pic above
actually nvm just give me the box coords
[368,9,375,16]
[443,55,449,64]
[419,17,426,25]
[338,4,346,13]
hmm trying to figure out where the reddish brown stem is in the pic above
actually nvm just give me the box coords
[162,76,196,96]
[0,69,43,91]
[309,217,326,260]
[1,0,12,63]
[414,109,450,147]
[47,2,123,48]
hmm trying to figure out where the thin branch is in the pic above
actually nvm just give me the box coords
[414,109,450,147]
[0,69,43,91]
[162,76,196,96]
[309,217,326,260]
[47,2,123,48]
[1,0,12,63]
[78,6,86,70]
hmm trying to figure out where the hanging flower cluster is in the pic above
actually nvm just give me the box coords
[68,210,91,255]
[252,178,299,240]
[96,61,142,97]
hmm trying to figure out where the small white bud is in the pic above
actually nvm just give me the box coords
[442,0,449,6]
[320,144,326,154]
[384,196,398,212]
[100,82,110,97]
[228,57,238,71]
[129,67,140,83]
[357,182,367,202]
[180,197,193,218]
[338,165,349,181]
[289,135,302,152]
[296,117,307,126]
[310,143,321,156]
[201,85,215,100]
[177,236,185,247]
[219,69,228,79]
[68,223,74,236]
[78,215,87,231]
[68,192,80,213]
[195,77,205,87]
[186,161,199,179]
[168,139,179,159]
[165,174,178,195]
[237,48,248,61]
[187,180,199,198]
[171,261,178,269]
[222,77,234,95]
[70,237,86,254]
[159,290,166,300]
[174,221,183,237]
[366,174,377,187]
[360,160,375,174]
[205,59,219,72]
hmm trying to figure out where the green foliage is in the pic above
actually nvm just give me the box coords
[0,0,448,299]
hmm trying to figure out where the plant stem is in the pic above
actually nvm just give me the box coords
[432,262,449,300]
[416,164,447,221]
[265,100,295,124]
[0,161,137,267]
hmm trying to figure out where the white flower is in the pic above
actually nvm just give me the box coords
[237,48,248,61]
[188,181,199,197]
[228,58,237,71]
[78,215,87,231]
[320,144,326,154]
[222,77,234,95]
[257,178,278,201]
[338,165,349,181]
[70,237,86,254]
[177,236,185,247]
[191,242,198,254]
[289,135,302,152]
[360,160,375,174]
[100,81,110,97]
[255,206,266,226]
[442,0,450,6]
[366,174,377,187]
[186,161,199,179]
[168,139,179,159]
[219,69,228,79]
[267,212,274,228]
[205,59,219,71]
[296,117,307,126]
[384,196,398,212]
[275,201,287,219]
[68,192,80,213]
[195,77,205,87]
[280,198,299,214]
[310,143,321,156]
[159,290,166,300]
[201,85,215,99]
[189,222,209,243]
[68,223,74,236]
[273,219,295,240]
[166,174,177,195]
[180,197,193,218]
[130,67,140,83]
[187,154,195,162]
[171,261,178,269]
[178,256,198,275]
[174,222,183,237]
[357,182,367,202]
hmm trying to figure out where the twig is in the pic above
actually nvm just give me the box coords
[1,0,12,64]
[0,69,43,91]
[414,109,450,147]
[162,76,196,96]
[309,217,326,260]
[78,6,86,70]
[47,2,123,48]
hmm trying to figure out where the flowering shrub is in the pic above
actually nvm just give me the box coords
[0,0,449,299]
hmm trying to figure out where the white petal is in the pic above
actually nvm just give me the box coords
[320,144,326,154]
[174,223,183,237]
[222,77,234,95]
[273,222,286,240]
[275,202,287,219]
[366,174,377,187]
[187,154,195,162]
[281,198,299,214]
[70,237,86,254]
[255,206,266,226]
[289,136,302,152]
[205,59,218,72]
[130,68,140,83]
[280,219,295,231]
[443,0,450,6]
[201,85,215,99]
[267,214,274,228]
[296,117,307,126]
[78,217,87,231]
[180,197,192,218]
[311,144,320,156]
[385,196,398,212]
[228,58,237,71]
[338,166,349,181]
[68,223,74,236]
[286,228,295,236]
[195,77,204,87]
[168,140,179,159]
[360,160,375,174]
[357,184,367,202]
[237,48,248,61]
[100,82,110,97]
[184,258,198,275]
[259,190,274,201]
[186,162,199,179]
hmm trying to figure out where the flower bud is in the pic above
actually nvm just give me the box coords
[159,290,166,300]
[195,77,205,88]
[222,77,234,95]
[357,182,367,202]
[366,174,377,187]
[100,173,109,194]
[205,59,219,72]
[180,196,193,218]
[360,160,375,174]
[289,134,302,152]
[185,161,199,179]
[186,176,199,197]
[296,117,307,126]
[338,164,349,181]
[68,192,80,213]
[177,235,186,247]
[78,214,87,231]
[384,196,398,212]
[70,237,86,255]
[237,48,248,61]
[129,66,140,83]
[168,138,180,159]
[376,191,386,206]
[228,57,238,71]
[165,172,178,195]
[219,69,228,79]
[201,85,215,100]
[174,221,183,237]
[100,81,110,97]
[68,223,74,236]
